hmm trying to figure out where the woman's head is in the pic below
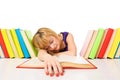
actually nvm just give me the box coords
[32,27,61,53]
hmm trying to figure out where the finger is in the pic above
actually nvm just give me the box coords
[44,62,49,75]
[56,62,64,76]
[47,62,53,77]
[52,63,59,77]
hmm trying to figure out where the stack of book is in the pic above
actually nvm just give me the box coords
[80,28,120,59]
[0,28,37,58]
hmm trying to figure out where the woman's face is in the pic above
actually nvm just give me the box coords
[46,36,60,52]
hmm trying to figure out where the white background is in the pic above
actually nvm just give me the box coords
[0,0,120,56]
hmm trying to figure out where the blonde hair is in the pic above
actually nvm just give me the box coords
[32,27,59,50]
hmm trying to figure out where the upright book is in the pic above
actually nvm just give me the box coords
[16,54,97,69]
[80,30,94,57]
[107,28,120,59]
[15,29,30,58]
[10,29,24,58]
[6,29,19,58]
[89,28,104,59]
[1,29,15,58]
[0,29,9,58]
[84,30,98,58]
[20,30,36,57]
[97,28,114,58]
[25,30,38,56]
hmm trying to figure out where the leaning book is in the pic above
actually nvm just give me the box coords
[16,54,97,69]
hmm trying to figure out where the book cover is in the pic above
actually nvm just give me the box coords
[20,30,36,58]
[25,30,38,56]
[89,28,104,59]
[95,29,107,58]
[80,30,94,57]
[0,29,9,58]
[103,29,116,58]
[6,29,19,58]
[15,29,30,58]
[97,28,114,58]
[107,28,120,59]
[84,30,98,58]
[1,29,15,58]
[16,54,97,69]
[10,29,24,58]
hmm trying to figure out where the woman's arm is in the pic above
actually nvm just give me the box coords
[55,33,77,56]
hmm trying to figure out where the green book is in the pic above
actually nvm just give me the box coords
[89,28,104,59]
[25,30,38,57]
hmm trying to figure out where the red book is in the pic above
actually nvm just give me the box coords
[97,28,114,58]
[0,29,9,58]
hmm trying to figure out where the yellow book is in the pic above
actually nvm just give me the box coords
[1,29,15,58]
[20,30,36,57]
[107,28,120,59]
[10,29,24,58]
[6,29,19,58]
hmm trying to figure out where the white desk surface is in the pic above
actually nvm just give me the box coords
[0,58,120,80]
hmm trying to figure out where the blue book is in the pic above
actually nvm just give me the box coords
[15,29,30,58]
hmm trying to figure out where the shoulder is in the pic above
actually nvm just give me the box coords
[60,32,74,41]
[66,32,74,41]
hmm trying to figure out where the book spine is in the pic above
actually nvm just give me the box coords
[89,28,104,59]
[0,29,9,58]
[25,30,38,56]
[20,30,36,57]
[107,28,120,59]
[1,29,15,58]
[84,30,97,59]
[80,30,94,57]
[103,30,116,58]
[97,28,114,58]
[6,29,19,58]
[10,29,24,58]
[15,29,30,58]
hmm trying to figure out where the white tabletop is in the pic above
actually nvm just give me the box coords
[0,58,120,80]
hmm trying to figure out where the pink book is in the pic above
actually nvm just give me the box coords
[80,30,94,57]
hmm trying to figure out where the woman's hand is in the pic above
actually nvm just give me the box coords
[43,55,63,77]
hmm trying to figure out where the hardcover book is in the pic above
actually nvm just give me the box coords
[17,54,97,69]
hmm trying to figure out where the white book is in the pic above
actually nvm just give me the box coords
[17,54,97,69]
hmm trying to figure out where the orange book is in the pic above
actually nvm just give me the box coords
[97,28,114,58]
